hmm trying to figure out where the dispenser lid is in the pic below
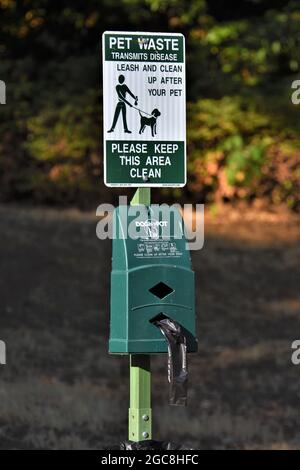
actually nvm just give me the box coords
[112,205,192,270]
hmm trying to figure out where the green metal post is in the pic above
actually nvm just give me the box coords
[129,355,152,441]
[130,187,150,207]
[129,187,152,441]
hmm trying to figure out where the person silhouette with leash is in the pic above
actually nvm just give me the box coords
[107,75,138,134]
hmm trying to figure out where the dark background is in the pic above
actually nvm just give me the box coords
[1,0,299,208]
[0,0,299,450]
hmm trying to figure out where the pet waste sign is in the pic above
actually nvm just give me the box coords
[102,31,186,187]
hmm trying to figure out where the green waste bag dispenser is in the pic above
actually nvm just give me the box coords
[109,205,197,355]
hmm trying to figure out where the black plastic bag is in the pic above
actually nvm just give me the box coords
[151,314,188,406]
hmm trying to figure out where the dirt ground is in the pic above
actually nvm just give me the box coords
[0,203,299,450]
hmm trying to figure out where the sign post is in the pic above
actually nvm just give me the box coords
[102,31,186,187]
[103,32,194,448]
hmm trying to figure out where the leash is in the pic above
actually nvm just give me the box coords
[119,95,152,117]
[131,105,152,117]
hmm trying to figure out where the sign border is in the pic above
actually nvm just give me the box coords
[102,31,186,188]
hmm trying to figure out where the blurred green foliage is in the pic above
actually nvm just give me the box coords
[0,0,299,208]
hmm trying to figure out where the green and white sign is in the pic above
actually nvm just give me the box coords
[102,31,186,187]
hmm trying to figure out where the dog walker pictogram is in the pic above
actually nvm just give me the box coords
[108,74,161,137]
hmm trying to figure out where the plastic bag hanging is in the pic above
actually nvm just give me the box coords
[151,314,188,406]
